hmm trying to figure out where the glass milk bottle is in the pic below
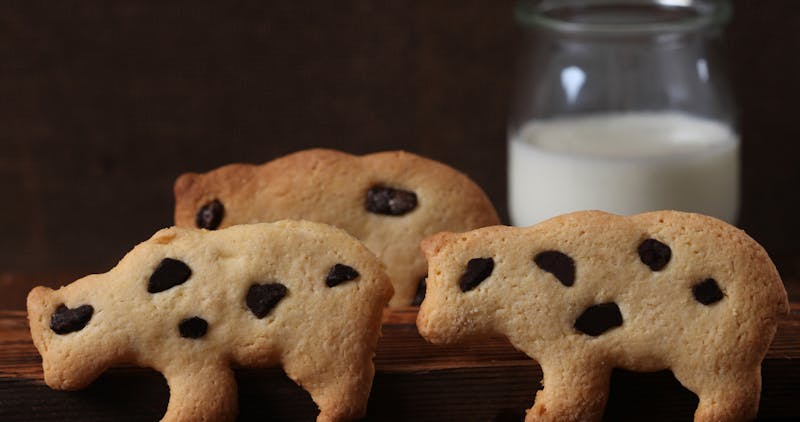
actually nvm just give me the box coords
[508,0,738,227]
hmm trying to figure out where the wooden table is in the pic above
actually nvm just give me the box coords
[1,306,799,421]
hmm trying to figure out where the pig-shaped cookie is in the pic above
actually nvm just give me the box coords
[417,211,789,422]
[173,149,500,306]
[27,221,393,422]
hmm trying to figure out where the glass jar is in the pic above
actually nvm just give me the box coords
[508,0,738,226]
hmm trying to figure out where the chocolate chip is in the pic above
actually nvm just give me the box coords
[460,257,494,292]
[692,278,724,305]
[196,199,224,230]
[246,283,288,318]
[148,258,192,293]
[365,186,418,215]
[638,238,671,271]
[50,304,94,335]
[179,316,208,339]
[326,264,359,287]
[574,302,623,337]
[534,251,575,287]
[411,276,427,306]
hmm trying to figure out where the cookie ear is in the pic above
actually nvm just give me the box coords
[420,232,455,259]
[174,172,199,198]
[27,286,55,315]
[150,227,180,244]
[26,286,56,341]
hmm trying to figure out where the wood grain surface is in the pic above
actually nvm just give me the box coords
[1,306,799,421]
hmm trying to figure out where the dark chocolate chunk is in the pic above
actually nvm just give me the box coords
[534,251,575,287]
[196,199,224,230]
[246,283,288,318]
[574,302,623,337]
[50,304,94,335]
[148,258,192,293]
[365,186,418,215]
[459,257,494,292]
[326,264,360,287]
[692,278,724,305]
[638,238,671,271]
[179,316,208,339]
[411,275,427,306]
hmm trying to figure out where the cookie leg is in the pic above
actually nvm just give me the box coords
[283,357,373,422]
[673,366,761,422]
[160,364,238,422]
[527,362,611,422]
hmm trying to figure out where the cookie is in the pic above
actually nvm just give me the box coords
[173,148,500,306]
[27,220,393,422]
[417,210,789,422]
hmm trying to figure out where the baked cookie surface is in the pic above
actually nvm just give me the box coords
[28,221,393,422]
[173,149,500,306]
[417,210,789,422]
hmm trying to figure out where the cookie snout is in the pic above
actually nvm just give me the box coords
[27,287,99,389]
[417,303,473,344]
[416,307,450,344]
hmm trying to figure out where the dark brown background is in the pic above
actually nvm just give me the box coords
[1,0,799,308]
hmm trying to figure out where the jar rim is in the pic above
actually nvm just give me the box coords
[514,0,732,34]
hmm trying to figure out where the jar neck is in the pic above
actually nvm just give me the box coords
[515,0,731,37]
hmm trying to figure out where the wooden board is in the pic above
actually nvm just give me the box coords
[1,306,799,421]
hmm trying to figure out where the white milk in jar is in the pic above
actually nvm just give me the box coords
[508,112,739,227]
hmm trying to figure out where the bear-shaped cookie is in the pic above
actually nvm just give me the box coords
[173,148,500,306]
[27,220,393,422]
[417,211,789,422]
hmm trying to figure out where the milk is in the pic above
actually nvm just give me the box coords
[508,112,739,226]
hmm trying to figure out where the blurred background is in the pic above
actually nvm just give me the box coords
[1,0,798,308]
